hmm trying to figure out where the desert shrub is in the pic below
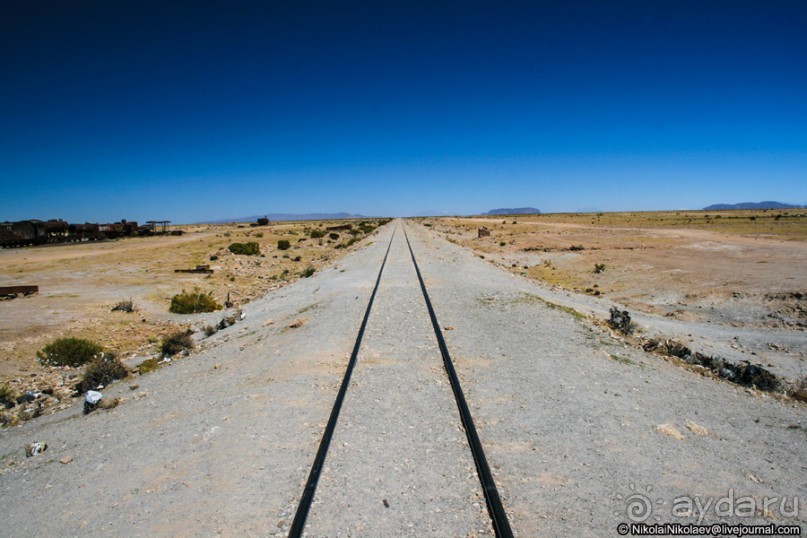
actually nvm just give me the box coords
[499,241,506,247]
[0,384,15,405]
[161,330,194,356]
[76,354,128,393]
[594,263,606,273]
[608,307,635,335]
[328,232,339,240]
[228,242,261,256]
[169,289,222,314]
[310,229,325,239]
[138,358,160,374]
[292,255,302,262]
[209,254,218,261]
[358,223,376,234]
[253,232,263,238]
[37,337,103,367]
[112,299,136,313]
[302,267,315,278]
[204,324,217,337]
[570,245,585,251]
[277,239,291,250]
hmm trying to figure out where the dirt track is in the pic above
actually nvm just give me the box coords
[0,220,803,536]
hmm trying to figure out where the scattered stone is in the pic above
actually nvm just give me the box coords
[97,397,121,410]
[686,421,709,436]
[288,318,306,329]
[656,423,685,440]
[59,456,73,464]
[129,384,139,391]
[25,442,47,457]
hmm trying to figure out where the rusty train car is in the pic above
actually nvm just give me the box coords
[0,219,146,248]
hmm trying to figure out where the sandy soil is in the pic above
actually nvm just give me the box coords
[0,219,385,407]
[424,211,806,383]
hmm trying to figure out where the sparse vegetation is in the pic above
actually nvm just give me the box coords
[329,232,339,240]
[608,307,635,335]
[594,263,606,273]
[112,299,136,313]
[0,384,16,405]
[277,239,291,250]
[37,337,104,367]
[310,229,325,239]
[204,324,217,337]
[76,354,128,393]
[138,358,160,374]
[228,241,261,255]
[161,329,194,356]
[169,289,222,314]
[302,267,315,278]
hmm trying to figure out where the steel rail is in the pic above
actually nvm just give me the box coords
[403,224,514,538]
[288,225,397,538]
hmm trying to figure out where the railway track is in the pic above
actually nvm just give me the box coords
[289,221,513,537]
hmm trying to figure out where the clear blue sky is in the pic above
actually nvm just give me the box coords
[1,1,805,223]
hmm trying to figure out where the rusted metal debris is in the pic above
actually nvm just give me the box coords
[174,265,214,274]
[0,285,39,298]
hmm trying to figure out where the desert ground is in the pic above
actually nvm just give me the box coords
[0,214,804,536]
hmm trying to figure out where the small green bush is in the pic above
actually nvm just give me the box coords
[204,324,217,337]
[228,242,261,255]
[310,229,325,239]
[76,354,128,393]
[169,289,222,314]
[161,330,194,356]
[302,267,315,278]
[138,358,160,374]
[328,232,339,240]
[37,337,104,367]
[277,240,291,250]
[594,263,606,274]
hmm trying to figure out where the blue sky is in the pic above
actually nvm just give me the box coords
[1,1,805,223]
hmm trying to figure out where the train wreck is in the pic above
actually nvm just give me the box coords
[0,219,180,248]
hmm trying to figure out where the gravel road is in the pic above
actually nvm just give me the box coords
[0,219,803,537]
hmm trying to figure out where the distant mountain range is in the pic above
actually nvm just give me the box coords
[485,207,542,215]
[203,212,365,224]
[703,201,804,210]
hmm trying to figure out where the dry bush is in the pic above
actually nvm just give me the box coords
[228,241,261,255]
[169,289,222,314]
[112,299,136,312]
[37,337,104,367]
[161,330,194,356]
[607,307,635,335]
[76,354,128,393]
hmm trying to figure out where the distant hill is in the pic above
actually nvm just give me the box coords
[203,212,366,224]
[703,201,803,210]
[485,207,541,215]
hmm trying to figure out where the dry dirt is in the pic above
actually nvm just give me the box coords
[0,219,385,408]
[423,210,806,384]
